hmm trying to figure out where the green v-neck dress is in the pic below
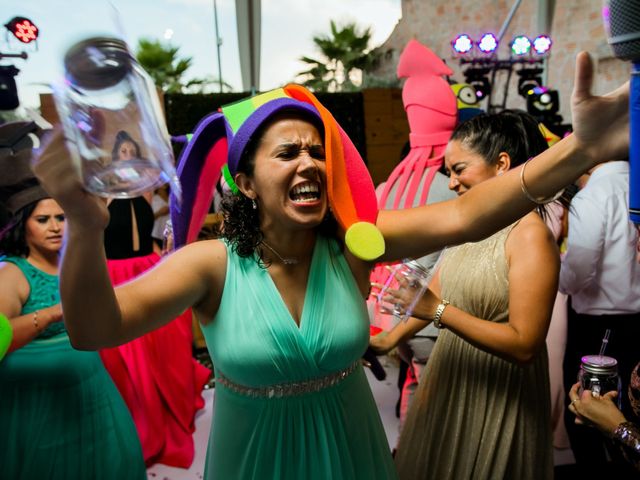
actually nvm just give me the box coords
[201,236,397,479]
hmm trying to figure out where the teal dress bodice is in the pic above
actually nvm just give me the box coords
[0,256,145,479]
[201,236,397,479]
[2,256,65,338]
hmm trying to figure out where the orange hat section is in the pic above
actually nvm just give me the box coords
[284,85,385,260]
[285,85,357,226]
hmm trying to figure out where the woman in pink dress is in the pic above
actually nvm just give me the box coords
[100,130,211,467]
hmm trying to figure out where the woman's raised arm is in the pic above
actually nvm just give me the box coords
[33,130,227,350]
[377,52,629,262]
[377,214,559,364]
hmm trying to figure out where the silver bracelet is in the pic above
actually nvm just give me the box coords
[432,299,450,329]
[519,158,564,205]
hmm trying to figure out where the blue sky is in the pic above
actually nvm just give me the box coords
[2,0,401,109]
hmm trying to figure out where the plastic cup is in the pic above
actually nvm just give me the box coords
[376,259,434,323]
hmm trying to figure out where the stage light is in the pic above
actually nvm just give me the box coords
[0,65,20,110]
[526,86,564,130]
[452,34,473,55]
[532,35,552,55]
[471,79,491,100]
[463,66,492,101]
[526,86,559,115]
[516,67,543,98]
[4,16,39,44]
[477,34,497,53]
[527,86,569,137]
[511,35,531,56]
[477,33,498,54]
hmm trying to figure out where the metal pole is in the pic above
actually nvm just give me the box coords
[247,0,256,94]
[0,52,28,60]
[213,0,223,92]
[492,0,523,111]
[537,0,554,86]
[497,0,523,43]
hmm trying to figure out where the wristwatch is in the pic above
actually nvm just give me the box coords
[432,299,450,329]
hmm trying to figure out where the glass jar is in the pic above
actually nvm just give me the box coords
[53,36,180,199]
[376,259,434,323]
[578,354,622,400]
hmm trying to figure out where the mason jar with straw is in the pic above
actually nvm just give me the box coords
[577,329,622,405]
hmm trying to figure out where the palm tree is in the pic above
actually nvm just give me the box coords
[296,21,380,92]
[182,75,234,94]
[135,38,190,93]
[135,38,231,94]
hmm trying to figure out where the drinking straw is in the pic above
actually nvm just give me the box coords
[598,329,611,358]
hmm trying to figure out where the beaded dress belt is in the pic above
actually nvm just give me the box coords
[216,361,359,399]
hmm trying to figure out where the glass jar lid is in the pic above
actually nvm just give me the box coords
[64,37,132,90]
[581,354,618,375]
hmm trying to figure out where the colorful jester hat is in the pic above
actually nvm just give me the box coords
[170,85,385,261]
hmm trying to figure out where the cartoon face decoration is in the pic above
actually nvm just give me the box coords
[451,83,480,109]
[450,83,484,124]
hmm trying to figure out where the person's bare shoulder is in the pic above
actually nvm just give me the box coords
[169,238,227,280]
[171,239,229,323]
[0,261,28,287]
[507,211,558,259]
[0,261,30,315]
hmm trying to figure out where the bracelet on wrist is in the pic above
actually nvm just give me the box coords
[612,421,640,454]
[433,299,450,329]
[520,158,564,205]
[32,310,39,331]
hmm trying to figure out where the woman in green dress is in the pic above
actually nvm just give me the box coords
[0,122,145,479]
[32,52,629,479]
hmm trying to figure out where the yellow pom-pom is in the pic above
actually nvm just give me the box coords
[345,222,385,261]
[0,313,12,362]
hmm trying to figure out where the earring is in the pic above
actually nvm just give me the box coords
[251,199,257,210]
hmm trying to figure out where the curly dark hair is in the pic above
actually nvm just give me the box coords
[0,201,37,257]
[219,110,336,266]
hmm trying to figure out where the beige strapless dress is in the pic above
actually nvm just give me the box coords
[395,224,553,480]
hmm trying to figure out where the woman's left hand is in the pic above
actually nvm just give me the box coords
[369,333,392,356]
[568,382,627,436]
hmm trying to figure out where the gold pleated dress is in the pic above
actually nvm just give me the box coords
[395,224,553,480]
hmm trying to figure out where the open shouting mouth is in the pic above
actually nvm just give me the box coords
[290,181,321,204]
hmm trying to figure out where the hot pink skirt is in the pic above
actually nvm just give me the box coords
[100,252,211,468]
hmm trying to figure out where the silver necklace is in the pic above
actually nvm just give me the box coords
[261,241,299,265]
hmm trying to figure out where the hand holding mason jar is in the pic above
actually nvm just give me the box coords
[52,36,180,200]
[374,259,436,324]
[578,354,622,403]
[569,354,625,431]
